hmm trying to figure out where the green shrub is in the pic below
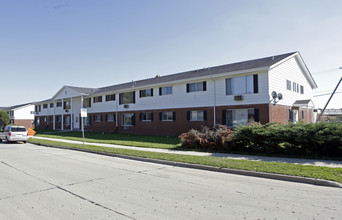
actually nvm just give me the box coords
[179,122,342,158]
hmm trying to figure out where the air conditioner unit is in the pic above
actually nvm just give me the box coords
[36,112,39,115]
[124,104,129,109]
[234,95,243,101]
[65,109,69,113]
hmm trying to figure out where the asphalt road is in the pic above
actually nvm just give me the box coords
[0,142,341,220]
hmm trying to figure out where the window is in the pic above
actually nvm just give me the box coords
[35,105,41,112]
[121,113,135,126]
[84,115,91,126]
[160,112,175,121]
[43,104,48,109]
[83,98,91,108]
[93,96,102,103]
[50,116,53,122]
[226,75,258,95]
[286,80,292,90]
[119,92,135,105]
[140,112,153,121]
[300,85,304,94]
[44,117,47,122]
[140,89,153,98]
[301,110,305,120]
[186,81,206,93]
[64,115,71,125]
[106,114,115,122]
[293,82,299,93]
[56,102,62,107]
[288,109,293,121]
[36,117,40,125]
[223,109,259,127]
[63,100,71,110]
[159,86,172,96]
[105,94,115,102]
[50,103,54,108]
[94,114,102,122]
[56,116,61,122]
[187,111,207,121]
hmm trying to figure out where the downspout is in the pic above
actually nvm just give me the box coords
[53,100,56,130]
[213,78,216,127]
[115,96,118,129]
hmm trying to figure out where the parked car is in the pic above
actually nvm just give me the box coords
[0,126,28,143]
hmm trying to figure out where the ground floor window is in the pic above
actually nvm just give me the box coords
[160,112,175,121]
[187,110,207,121]
[106,114,115,122]
[84,116,91,126]
[122,113,135,127]
[140,112,153,121]
[223,108,259,127]
[64,115,71,125]
[94,114,102,122]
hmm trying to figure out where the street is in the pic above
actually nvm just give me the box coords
[0,142,341,219]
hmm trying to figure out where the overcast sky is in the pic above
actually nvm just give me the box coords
[1,0,341,108]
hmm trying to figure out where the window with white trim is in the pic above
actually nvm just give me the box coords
[83,98,91,108]
[140,89,153,98]
[188,111,206,121]
[121,113,135,126]
[94,114,102,122]
[224,109,258,127]
[159,86,172,95]
[286,80,291,90]
[160,112,175,121]
[226,75,258,95]
[140,112,153,121]
[106,94,115,102]
[93,96,102,103]
[106,114,115,122]
[43,104,48,109]
[119,92,135,104]
[186,81,206,93]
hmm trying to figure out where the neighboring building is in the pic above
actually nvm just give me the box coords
[0,103,35,128]
[34,52,317,136]
[318,109,342,122]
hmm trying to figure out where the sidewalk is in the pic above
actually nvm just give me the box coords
[31,136,342,168]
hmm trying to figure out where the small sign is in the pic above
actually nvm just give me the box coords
[80,108,87,117]
[27,128,36,136]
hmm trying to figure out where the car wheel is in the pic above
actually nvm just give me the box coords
[0,139,2,142]
[23,141,27,144]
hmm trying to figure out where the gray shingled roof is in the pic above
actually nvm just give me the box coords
[293,100,312,105]
[0,103,33,111]
[93,52,297,95]
[67,86,98,95]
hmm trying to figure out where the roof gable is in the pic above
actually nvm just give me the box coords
[51,86,97,100]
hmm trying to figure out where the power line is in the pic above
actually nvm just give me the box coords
[314,92,342,97]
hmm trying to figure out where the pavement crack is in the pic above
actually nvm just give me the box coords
[1,161,135,219]
[56,186,136,219]
[0,187,56,201]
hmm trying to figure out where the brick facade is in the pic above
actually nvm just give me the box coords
[13,119,34,128]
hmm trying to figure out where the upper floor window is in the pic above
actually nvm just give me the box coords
[43,104,48,109]
[105,94,115,102]
[286,80,291,90]
[293,82,299,93]
[56,102,62,107]
[187,81,206,93]
[93,96,102,103]
[83,98,91,108]
[140,88,153,98]
[226,75,258,95]
[63,100,71,110]
[119,91,135,105]
[159,86,172,96]
[50,103,54,108]
[187,110,207,121]
[300,85,304,94]
[35,105,41,112]
[84,115,91,126]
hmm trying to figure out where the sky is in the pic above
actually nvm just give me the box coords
[1,0,341,109]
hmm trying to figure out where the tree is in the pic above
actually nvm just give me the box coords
[0,110,10,130]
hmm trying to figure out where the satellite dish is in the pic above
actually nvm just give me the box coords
[277,93,283,100]
[271,91,277,99]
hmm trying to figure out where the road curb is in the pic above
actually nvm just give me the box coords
[31,142,342,188]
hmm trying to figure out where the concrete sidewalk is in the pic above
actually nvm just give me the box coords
[31,136,342,168]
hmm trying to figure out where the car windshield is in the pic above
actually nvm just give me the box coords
[11,128,27,132]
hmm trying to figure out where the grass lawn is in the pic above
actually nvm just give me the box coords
[29,138,342,184]
[34,130,181,149]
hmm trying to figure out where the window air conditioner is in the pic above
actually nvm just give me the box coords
[234,95,243,101]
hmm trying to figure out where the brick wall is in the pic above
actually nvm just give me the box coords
[13,119,34,128]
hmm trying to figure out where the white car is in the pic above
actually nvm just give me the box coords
[0,126,28,143]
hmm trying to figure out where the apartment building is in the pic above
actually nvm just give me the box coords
[0,103,35,128]
[34,52,317,136]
